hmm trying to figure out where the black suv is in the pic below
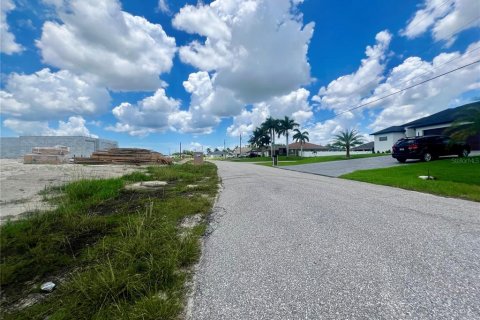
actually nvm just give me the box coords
[392,135,470,163]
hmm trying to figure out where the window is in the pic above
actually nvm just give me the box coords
[379,136,388,141]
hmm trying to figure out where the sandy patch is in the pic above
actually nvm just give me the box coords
[0,159,142,223]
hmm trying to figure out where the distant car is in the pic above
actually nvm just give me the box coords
[248,152,261,158]
[392,135,470,163]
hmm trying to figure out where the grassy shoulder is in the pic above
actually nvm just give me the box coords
[341,156,480,202]
[256,153,386,167]
[1,163,218,320]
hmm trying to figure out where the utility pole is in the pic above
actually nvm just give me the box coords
[240,134,242,158]
[224,139,226,159]
[180,142,182,159]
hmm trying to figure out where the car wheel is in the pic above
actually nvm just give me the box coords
[422,152,433,162]
[459,149,469,158]
[396,158,406,163]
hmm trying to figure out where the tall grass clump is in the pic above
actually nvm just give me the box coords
[1,162,218,319]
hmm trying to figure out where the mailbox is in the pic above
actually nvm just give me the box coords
[193,152,204,165]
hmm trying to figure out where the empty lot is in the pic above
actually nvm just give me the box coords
[0,159,139,222]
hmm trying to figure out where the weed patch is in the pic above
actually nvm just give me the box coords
[1,162,218,319]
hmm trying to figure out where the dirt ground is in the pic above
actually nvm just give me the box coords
[0,159,142,223]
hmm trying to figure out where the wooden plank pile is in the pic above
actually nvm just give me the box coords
[73,148,173,165]
[24,146,70,164]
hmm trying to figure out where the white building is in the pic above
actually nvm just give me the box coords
[370,126,406,153]
[0,136,118,158]
[371,101,480,153]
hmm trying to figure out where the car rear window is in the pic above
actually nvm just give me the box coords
[395,138,416,146]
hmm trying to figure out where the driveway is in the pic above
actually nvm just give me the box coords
[188,161,480,319]
[282,155,401,177]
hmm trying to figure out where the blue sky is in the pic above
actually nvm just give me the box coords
[1,0,479,154]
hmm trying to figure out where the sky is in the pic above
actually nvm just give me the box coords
[1,0,479,154]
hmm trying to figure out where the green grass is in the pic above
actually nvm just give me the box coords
[256,153,386,167]
[341,156,480,202]
[1,163,218,320]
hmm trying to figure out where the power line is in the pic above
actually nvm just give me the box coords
[323,59,480,121]
[315,17,480,114]
[383,44,480,93]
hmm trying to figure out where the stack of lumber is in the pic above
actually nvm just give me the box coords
[24,146,70,164]
[73,148,172,165]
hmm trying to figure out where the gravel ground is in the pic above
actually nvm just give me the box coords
[0,159,141,223]
[189,161,480,319]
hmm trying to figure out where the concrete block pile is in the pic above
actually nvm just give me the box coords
[24,146,70,164]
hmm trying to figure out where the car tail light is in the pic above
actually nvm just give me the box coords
[408,144,419,150]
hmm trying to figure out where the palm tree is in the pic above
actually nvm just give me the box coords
[261,117,280,156]
[278,116,299,157]
[249,127,271,155]
[332,129,364,158]
[292,129,309,157]
[445,104,480,141]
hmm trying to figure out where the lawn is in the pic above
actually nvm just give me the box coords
[256,153,386,167]
[0,163,218,320]
[341,156,480,202]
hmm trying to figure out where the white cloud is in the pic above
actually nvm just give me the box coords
[185,141,204,152]
[107,71,244,136]
[313,30,392,112]
[37,0,176,91]
[226,104,269,137]
[108,88,181,136]
[227,88,313,137]
[3,116,98,137]
[367,41,480,131]
[173,0,314,103]
[49,116,98,137]
[1,0,24,54]
[173,5,231,40]
[0,68,110,121]
[401,0,480,46]
[307,35,479,145]
[305,112,360,145]
[157,0,170,14]
[183,71,243,118]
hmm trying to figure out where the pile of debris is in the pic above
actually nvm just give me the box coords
[24,146,69,164]
[73,148,172,165]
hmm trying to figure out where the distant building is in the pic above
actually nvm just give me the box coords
[232,145,262,157]
[371,102,480,152]
[287,142,328,156]
[352,141,374,152]
[0,136,118,159]
[206,150,233,158]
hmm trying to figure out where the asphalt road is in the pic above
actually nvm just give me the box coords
[282,155,402,177]
[188,161,480,320]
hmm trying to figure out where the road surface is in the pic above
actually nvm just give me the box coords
[189,161,480,319]
[282,155,402,177]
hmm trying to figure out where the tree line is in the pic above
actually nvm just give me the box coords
[248,116,367,158]
[248,116,309,156]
